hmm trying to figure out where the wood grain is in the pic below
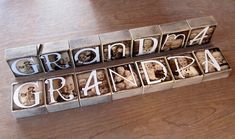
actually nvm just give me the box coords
[1,0,235,138]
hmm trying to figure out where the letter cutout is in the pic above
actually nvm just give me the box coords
[41,53,70,71]
[168,56,195,79]
[74,47,100,65]
[161,34,185,50]
[82,70,102,96]
[189,26,209,45]
[45,77,74,104]
[136,37,158,55]
[108,43,126,60]
[141,60,167,85]
[13,82,41,108]
[109,65,137,91]
[203,49,221,73]
[11,58,40,76]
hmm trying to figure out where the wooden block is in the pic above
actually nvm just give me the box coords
[186,16,217,47]
[76,69,112,107]
[107,63,142,100]
[99,30,132,62]
[193,47,232,81]
[5,45,44,77]
[167,52,203,88]
[69,35,102,67]
[44,74,79,112]
[11,81,47,118]
[40,40,74,72]
[159,20,190,52]
[129,25,162,56]
[135,57,174,94]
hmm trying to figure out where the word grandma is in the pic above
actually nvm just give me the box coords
[5,16,217,78]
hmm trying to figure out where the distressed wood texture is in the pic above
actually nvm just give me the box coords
[0,0,235,139]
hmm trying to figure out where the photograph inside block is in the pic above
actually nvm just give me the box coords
[12,81,45,110]
[136,58,173,85]
[160,31,189,52]
[167,53,202,80]
[76,69,111,98]
[40,51,73,72]
[187,26,216,46]
[194,48,230,73]
[45,75,78,104]
[108,63,141,92]
[103,41,131,61]
[8,57,43,76]
[72,46,101,67]
[132,36,160,56]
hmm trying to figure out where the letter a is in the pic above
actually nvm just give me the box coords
[203,49,221,73]
[82,70,102,96]
[189,26,209,45]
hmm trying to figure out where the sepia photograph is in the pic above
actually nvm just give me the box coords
[45,75,77,104]
[12,81,44,110]
[77,69,110,98]
[168,53,202,80]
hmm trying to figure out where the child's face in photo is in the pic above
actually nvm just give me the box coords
[178,57,188,67]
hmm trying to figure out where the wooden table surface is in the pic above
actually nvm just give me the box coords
[1,0,235,138]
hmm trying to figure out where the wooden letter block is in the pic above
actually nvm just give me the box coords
[76,69,111,106]
[107,63,142,100]
[167,52,203,88]
[5,45,44,77]
[45,74,79,112]
[40,40,74,72]
[136,57,174,94]
[99,30,132,62]
[69,35,102,67]
[186,16,217,47]
[160,20,190,52]
[11,81,47,118]
[193,47,232,81]
[129,25,161,56]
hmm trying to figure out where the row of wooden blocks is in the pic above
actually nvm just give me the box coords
[5,16,217,79]
[11,47,231,118]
